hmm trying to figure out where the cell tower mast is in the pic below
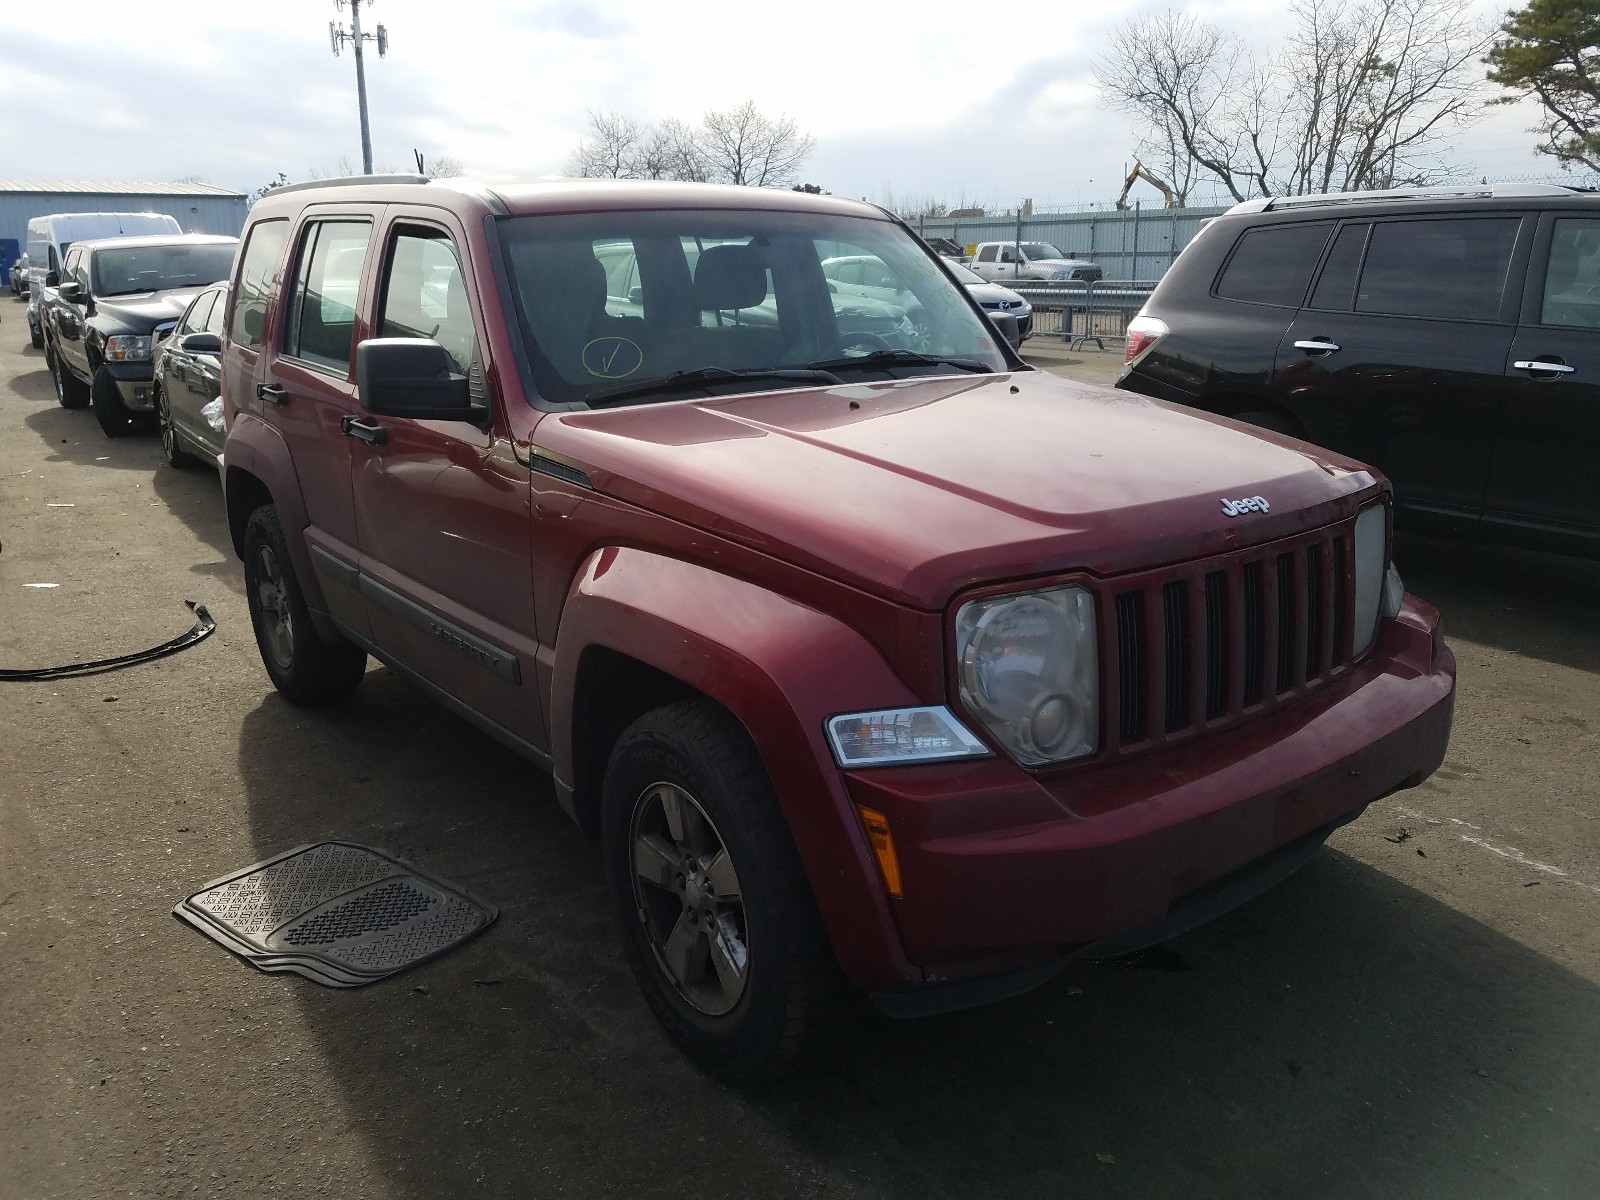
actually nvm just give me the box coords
[329,0,389,174]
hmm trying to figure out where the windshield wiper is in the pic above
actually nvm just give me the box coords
[586,365,844,408]
[803,349,994,375]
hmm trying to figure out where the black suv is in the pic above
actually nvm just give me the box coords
[44,233,238,438]
[1117,184,1600,559]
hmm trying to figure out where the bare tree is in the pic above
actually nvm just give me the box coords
[633,118,711,182]
[421,154,465,179]
[1096,0,1494,201]
[699,101,816,187]
[567,110,647,179]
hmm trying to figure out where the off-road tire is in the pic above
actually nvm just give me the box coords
[155,383,198,469]
[48,342,90,409]
[242,505,367,705]
[601,699,837,1082]
[91,366,154,438]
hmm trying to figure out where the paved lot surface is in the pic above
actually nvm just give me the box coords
[3,322,1598,1199]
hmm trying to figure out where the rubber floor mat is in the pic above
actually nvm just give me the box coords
[175,842,497,987]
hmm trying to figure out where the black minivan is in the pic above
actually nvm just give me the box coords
[1117,185,1600,559]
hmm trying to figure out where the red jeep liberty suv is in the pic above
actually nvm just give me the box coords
[220,177,1455,1079]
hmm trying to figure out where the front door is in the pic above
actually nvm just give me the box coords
[346,214,544,748]
[54,248,92,377]
[1485,213,1600,552]
[1274,214,1528,529]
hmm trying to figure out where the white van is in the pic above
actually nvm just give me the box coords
[24,212,182,348]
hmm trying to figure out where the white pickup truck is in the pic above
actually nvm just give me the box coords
[968,241,1101,283]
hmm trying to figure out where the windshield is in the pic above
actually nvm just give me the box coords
[91,243,237,297]
[1020,243,1066,261]
[498,209,1010,406]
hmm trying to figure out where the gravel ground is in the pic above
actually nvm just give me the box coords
[3,321,1598,1199]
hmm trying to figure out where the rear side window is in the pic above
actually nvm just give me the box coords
[1308,224,1369,310]
[284,221,371,373]
[230,219,289,350]
[1540,217,1600,328]
[977,246,997,263]
[1215,223,1333,307]
[1356,218,1519,320]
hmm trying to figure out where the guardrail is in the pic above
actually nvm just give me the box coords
[1005,280,1158,347]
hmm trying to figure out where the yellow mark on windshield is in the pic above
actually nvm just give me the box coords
[582,337,643,379]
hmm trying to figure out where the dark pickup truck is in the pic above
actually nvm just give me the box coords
[43,233,237,438]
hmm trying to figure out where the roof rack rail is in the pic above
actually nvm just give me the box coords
[254,174,430,200]
[1226,183,1580,215]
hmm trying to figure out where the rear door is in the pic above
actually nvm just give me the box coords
[1485,213,1600,551]
[1275,214,1529,528]
[347,212,543,747]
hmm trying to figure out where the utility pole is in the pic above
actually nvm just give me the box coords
[329,0,389,175]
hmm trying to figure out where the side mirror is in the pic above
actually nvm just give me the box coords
[58,280,81,302]
[627,285,644,305]
[45,271,60,288]
[181,332,223,355]
[356,338,483,422]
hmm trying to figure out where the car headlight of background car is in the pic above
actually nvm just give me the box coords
[104,334,153,362]
[956,585,1098,766]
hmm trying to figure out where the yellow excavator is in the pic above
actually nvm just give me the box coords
[1115,160,1182,209]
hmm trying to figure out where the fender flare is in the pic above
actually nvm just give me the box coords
[551,545,924,989]
[222,412,326,611]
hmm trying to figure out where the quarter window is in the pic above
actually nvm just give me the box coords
[1215,223,1333,308]
[1355,218,1519,320]
[284,221,371,373]
[1539,218,1600,328]
[230,219,289,350]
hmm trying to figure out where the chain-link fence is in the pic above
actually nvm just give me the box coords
[1006,280,1158,346]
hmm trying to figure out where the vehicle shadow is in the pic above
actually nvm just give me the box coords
[230,681,1600,1199]
[19,404,163,473]
[145,457,237,590]
[1396,531,1600,675]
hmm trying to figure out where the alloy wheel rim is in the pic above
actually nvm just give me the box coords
[157,391,176,459]
[629,781,748,1016]
[253,544,294,670]
[51,353,64,402]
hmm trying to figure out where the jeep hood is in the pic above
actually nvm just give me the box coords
[538,371,1382,610]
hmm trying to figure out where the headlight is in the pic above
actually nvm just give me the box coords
[955,585,1098,766]
[1353,504,1390,656]
[825,707,990,768]
[104,334,152,362]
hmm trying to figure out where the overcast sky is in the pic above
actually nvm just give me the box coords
[0,0,1583,210]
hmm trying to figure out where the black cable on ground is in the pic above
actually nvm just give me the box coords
[0,601,216,681]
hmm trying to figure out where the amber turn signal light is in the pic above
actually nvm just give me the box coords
[856,804,903,897]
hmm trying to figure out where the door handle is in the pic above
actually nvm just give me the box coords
[257,384,288,404]
[1294,339,1341,356]
[1512,359,1576,376]
[340,415,388,445]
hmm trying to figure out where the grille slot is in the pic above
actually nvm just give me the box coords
[1162,581,1190,731]
[1275,553,1296,694]
[1204,571,1229,718]
[1305,543,1325,678]
[1242,562,1265,705]
[1115,591,1146,742]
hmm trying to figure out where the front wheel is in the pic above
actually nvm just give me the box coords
[242,505,367,705]
[49,343,90,409]
[601,700,836,1081]
[155,384,198,469]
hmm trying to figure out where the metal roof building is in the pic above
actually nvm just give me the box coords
[0,182,250,276]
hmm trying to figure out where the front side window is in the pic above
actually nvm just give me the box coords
[203,288,229,336]
[1215,222,1333,308]
[1355,218,1520,320]
[230,220,289,351]
[498,208,1008,407]
[1539,218,1600,328]
[178,291,216,336]
[283,221,371,373]
[1020,243,1065,261]
[378,228,479,378]
[90,242,236,298]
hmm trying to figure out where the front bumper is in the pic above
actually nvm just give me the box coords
[841,595,1453,1010]
[104,361,155,410]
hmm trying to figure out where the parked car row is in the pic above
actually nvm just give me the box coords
[1117,183,1600,559]
[188,175,1450,1081]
